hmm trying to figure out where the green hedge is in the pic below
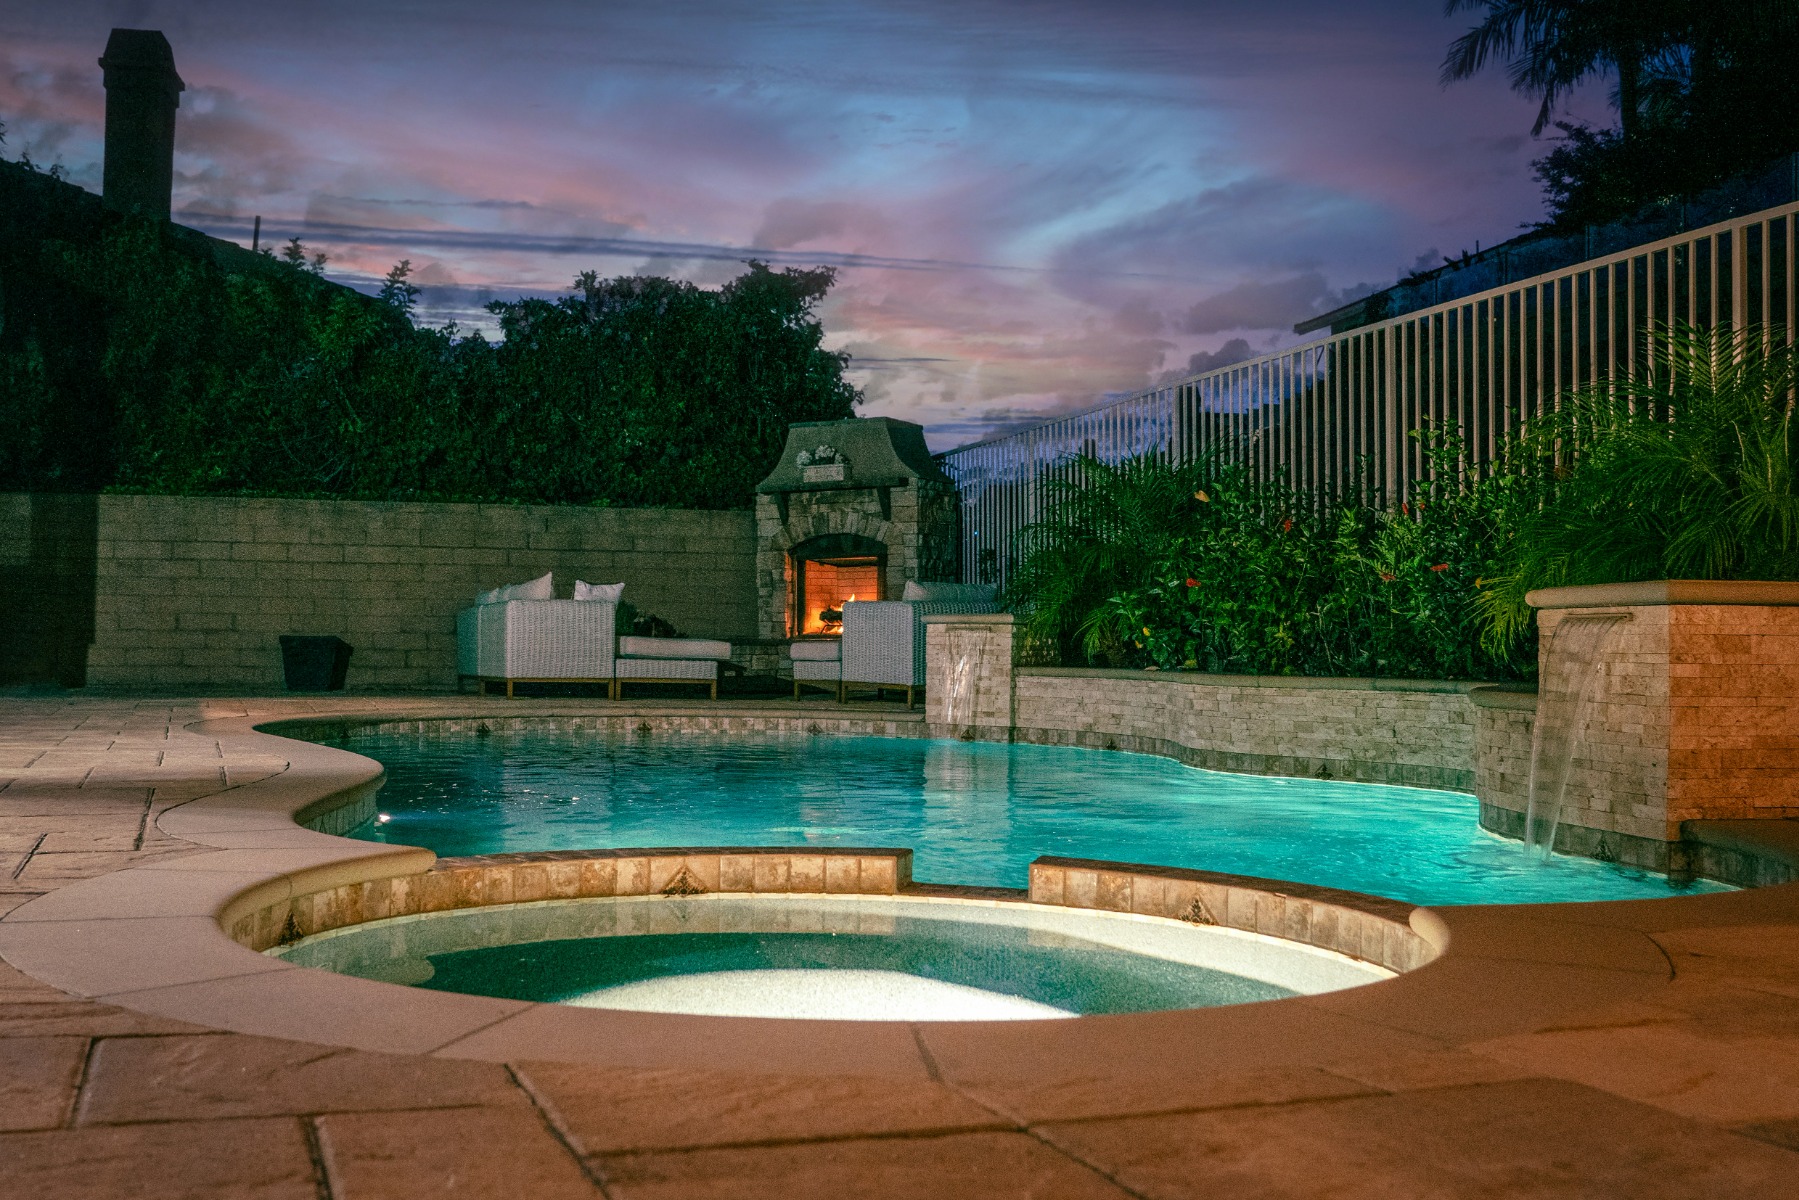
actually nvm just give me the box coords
[0,166,859,509]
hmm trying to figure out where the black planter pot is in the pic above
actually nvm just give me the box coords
[278,635,353,691]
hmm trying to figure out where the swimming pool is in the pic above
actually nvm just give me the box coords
[333,729,1729,905]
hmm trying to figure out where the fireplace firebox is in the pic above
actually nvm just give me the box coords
[789,534,886,636]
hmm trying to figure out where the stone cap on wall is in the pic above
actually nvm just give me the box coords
[1527,579,1799,608]
[920,612,1015,625]
[1017,666,1480,693]
[1468,684,1539,712]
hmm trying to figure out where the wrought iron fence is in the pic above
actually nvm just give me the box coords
[940,199,1799,590]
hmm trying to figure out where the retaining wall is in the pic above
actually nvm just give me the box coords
[1010,669,1480,791]
[2,492,757,692]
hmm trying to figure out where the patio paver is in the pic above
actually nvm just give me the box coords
[0,692,1796,1196]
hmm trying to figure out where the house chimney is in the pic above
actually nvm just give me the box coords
[98,29,184,220]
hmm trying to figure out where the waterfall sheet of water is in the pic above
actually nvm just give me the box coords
[944,631,979,726]
[1523,613,1629,860]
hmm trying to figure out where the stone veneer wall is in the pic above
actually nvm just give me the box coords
[1471,687,1536,830]
[0,494,99,687]
[921,613,1478,789]
[1530,593,1799,844]
[12,493,759,692]
[1014,670,1478,790]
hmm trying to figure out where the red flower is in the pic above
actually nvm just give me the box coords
[1185,577,1201,588]
[1281,517,1293,532]
[1378,571,1396,582]
[1400,502,1410,517]
[1429,563,1449,572]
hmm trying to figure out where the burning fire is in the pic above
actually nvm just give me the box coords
[819,595,856,630]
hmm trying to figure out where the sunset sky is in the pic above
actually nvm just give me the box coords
[2,1,1612,449]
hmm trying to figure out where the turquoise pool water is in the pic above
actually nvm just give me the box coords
[334,730,1730,905]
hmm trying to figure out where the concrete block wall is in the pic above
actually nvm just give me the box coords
[62,493,756,692]
[0,494,100,687]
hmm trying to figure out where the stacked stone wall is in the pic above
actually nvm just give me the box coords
[1010,670,1478,790]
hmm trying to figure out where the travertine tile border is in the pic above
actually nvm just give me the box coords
[1029,858,1435,974]
[230,847,914,952]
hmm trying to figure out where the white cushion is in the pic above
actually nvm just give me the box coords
[616,657,719,680]
[573,580,625,602]
[476,572,554,605]
[901,581,997,605]
[618,635,732,660]
[788,640,841,662]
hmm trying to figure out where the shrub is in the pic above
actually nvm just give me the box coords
[0,199,859,509]
[1004,433,1533,682]
[1478,322,1799,648]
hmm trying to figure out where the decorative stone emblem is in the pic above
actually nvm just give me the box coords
[660,865,707,896]
[796,444,847,483]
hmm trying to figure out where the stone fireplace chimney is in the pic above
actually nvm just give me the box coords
[98,28,184,220]
[754,418,960,643]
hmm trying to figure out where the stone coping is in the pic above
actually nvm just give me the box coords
[1028,858,1435,975]
[1526,579,1799,608]
[1468,683,1540,712]
[1020,668,1484,694]
[4,697,1798,1083]
[919,611,1016,625]
[230,847,918,953]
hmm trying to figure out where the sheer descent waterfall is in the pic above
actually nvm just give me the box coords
[1523,613,1629,858]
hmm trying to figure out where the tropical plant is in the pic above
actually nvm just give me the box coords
[1003,454,1227,665]
[1004,434,1533,682]
[1441,0,1674,140]
[1444,1,1799,226]
[1478,322,1799,647]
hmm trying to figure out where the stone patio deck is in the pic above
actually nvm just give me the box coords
[3,693,1799,1198]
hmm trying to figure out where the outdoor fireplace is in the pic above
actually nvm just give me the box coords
[754,418,960,647]
[789,534,886,636]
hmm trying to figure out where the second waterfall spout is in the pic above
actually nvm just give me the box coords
[944,631,979,727]
[1523,612,1628,860]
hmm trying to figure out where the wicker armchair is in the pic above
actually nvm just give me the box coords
[456,599,617,697]
[840,594,999,707]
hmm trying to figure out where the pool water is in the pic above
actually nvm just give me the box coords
[274,895,1386,1019]
[333,730,1730,906]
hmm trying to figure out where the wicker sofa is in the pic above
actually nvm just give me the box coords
[456,598,618,697]
[839,584,1000,707]
[456,585,732,699]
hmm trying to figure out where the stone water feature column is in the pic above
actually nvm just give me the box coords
[1483,580,1799,869]
[921,612,1015,741]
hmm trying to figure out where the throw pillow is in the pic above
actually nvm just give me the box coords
[574,580,626,602]
[476,572,555,605]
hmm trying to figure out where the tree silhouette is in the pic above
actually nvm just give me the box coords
[1440,0,1676,141]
